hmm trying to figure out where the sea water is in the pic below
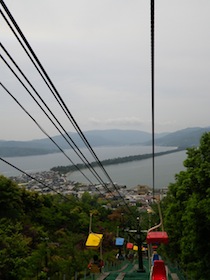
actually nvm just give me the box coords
[0,145,187,189]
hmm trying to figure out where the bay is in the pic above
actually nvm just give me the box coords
[0,145,187,189]
[67,149,187,189]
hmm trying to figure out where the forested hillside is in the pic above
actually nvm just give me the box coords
[0,176,145,280]
[1,132,210,279]
[161,132,210,279]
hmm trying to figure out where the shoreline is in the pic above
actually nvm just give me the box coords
[51,147,186,175]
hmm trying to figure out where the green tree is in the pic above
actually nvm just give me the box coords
[0,221,31,280]
[0,174,145,278]
[162,132,210,279]
[0,176,23,220]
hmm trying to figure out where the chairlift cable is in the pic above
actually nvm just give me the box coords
[0,0,138,221]
[0,82,96,186]
[0,43,108,187]
[151,0,155,197]
[0,1,130,203]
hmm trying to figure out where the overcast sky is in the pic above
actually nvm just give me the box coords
[1,0,210,141]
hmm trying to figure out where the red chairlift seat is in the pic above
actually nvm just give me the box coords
[126,242,133,249]
[151,260,167,280]
[146,231,169,244]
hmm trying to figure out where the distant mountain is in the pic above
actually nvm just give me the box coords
[0,129,153,157]
[0,127,209,157]
[29,129,153,148]
[144,127,210,148]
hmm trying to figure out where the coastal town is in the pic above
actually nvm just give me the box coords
[10,170,168,209]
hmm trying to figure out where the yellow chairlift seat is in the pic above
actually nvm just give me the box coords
[86,233,103,250]
[133,245,138,251]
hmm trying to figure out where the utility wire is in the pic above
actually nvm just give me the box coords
[1,158,107,198]
[1,45,134,220]
[0,6,54,98]
[0,48,135,219]
[0,1,137,220]
[0,157,74,202]
[151,0,155,197]
[0,2,98,163]
[0,70,133,215]
[0,75,111,198]
[0,155,137,232]
[0,46,111,189]
[0,156,133,237]
[0,82,95,186]
[0,0,126,198]
[0,152,133,219]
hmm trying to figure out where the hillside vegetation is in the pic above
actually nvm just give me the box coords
[161,132,210,279]
[1,132,210,279]
[0,175,150,280]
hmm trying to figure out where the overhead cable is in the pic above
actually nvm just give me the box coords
[0,82,95,186]
[0,46,111,189]
[0,46,134,217]
[0,157,74,202]
[151,0,155,197]
[0,0,125,197]
[0,0,137,219]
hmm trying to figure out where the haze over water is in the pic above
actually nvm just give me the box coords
[0,145,187,189]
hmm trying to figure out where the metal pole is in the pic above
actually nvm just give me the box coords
[89,213,93,233]
[136,217,145,272]
[100,242,103,262]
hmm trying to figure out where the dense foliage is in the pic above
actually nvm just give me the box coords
[2,132,210,279]
[0,176,135,280]
[161,132,210,279]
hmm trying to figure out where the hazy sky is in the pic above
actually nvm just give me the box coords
[1,0,210,141]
